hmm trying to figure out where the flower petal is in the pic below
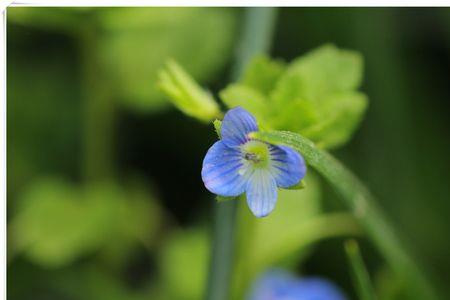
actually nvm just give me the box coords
[201,141,251,197]
[248,270,347,300]
[269,145,306,188]
[221,106,258,148]
[247,270,298,300]
[246,169,277,217]
[293,278,347,300]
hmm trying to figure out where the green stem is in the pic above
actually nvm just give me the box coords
[80,23,115,181]
[232,8,279,80]
[252,130,438,300]
[206,201,238,300]
[205,8,278,300]
[345,240,377,300]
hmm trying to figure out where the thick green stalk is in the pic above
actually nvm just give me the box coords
[205,8,278,300]
[252,130,438,300]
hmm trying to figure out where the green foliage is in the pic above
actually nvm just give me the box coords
[345,240,377,300]
[9,178,161,268]
[299,92,367,149]
[159,45,367,149]
[221,45,368,149]
[240,55,286,95]
[220,84,268,122]
[159,229,209,300]
[97,7,236,112]
[8,7,237,113]
[158,60,221,122]
[278,44,363,99]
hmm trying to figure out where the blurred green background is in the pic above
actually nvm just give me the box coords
[7,7,450,300]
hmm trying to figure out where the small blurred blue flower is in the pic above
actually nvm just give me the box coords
[201,107,306,217]
[248,270,347,300]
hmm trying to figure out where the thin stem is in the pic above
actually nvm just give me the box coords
[345,240,377,300]
[80,22,115,181]
[232,8,279,80]
[205,8,278,300]
[206,200,238,300]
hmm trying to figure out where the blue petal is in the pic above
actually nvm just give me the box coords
[221,106,258,148]
[247,270,347,300]
[202,141,251,197]
[293,278,347,300]
[269,145,306,188]
[247,270,298,300]
[245,169,277,217]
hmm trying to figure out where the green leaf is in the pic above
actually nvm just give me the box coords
[112,178,163,249]
[159,229,209,300]
[251,130,438,300]
[219,84,268,123]
[267,44,367,149]
[239,55,286,95]
[345,240,377,300]
[97,7,236,112]
[269,98,319,133]
[158,60,221,122]
[10,178,112,267]
[9,178,161,268]
[301,92,368,149]
[280,44,363,101]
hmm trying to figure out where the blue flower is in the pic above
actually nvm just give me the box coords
[247,270,347,300]
[201,107,306,217]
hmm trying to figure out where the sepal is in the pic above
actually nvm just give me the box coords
[213,119,222,139]
[286,180,306,190]
[216,195,236,202]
